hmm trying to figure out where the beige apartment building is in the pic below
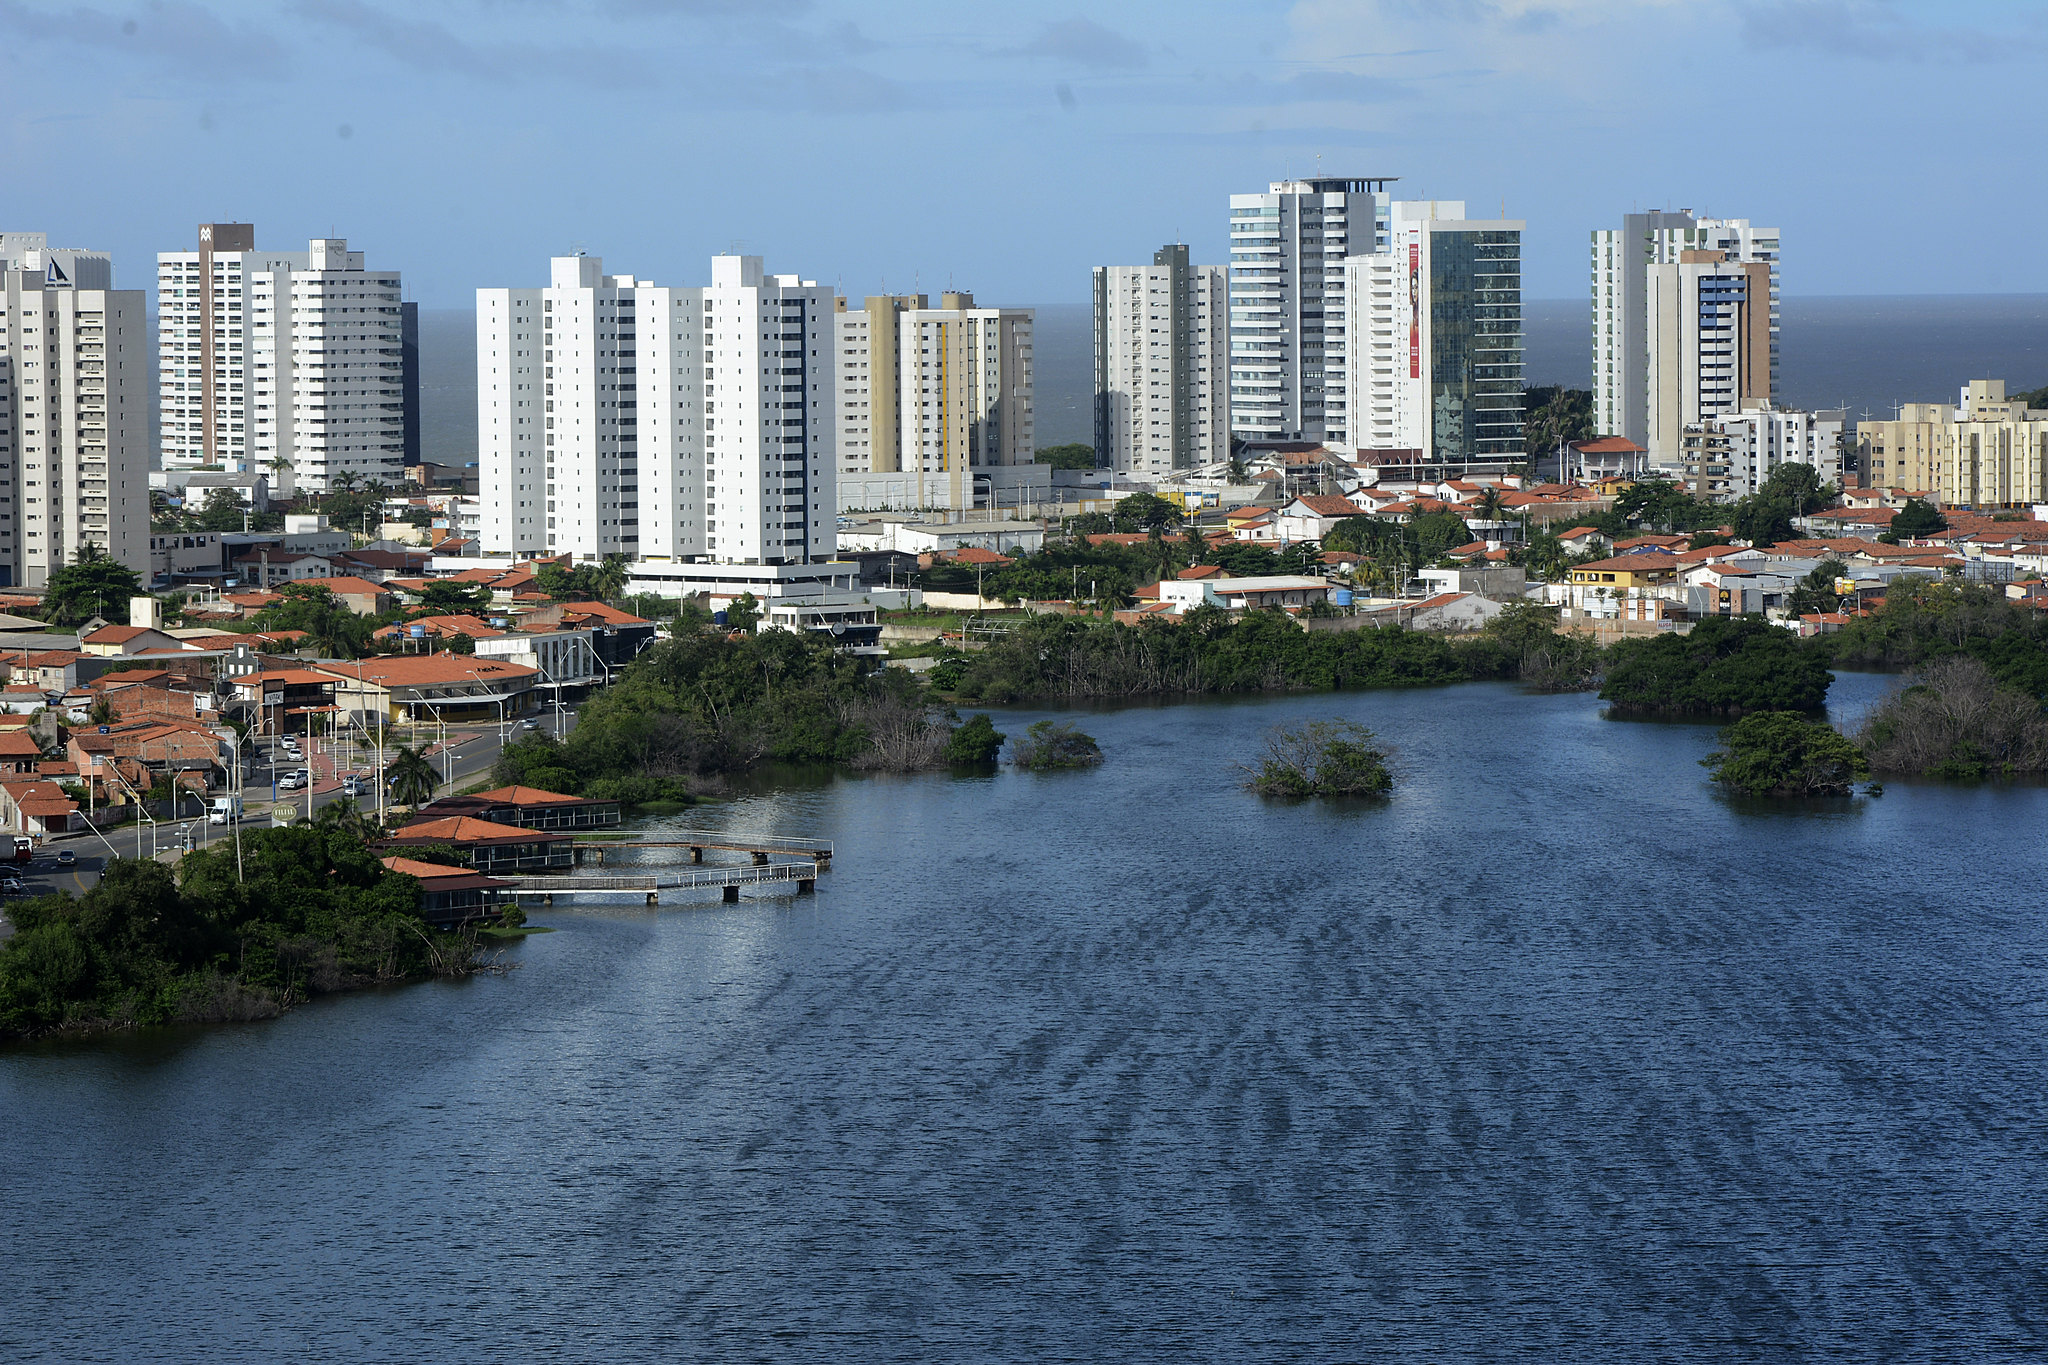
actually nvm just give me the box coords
[1857,380,2048,508]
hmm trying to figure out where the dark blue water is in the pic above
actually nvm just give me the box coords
[8,672,2044,1362]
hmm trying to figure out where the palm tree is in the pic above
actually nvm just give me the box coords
[387,744,438,808]
[593,553,629,604]
[1473,485,1507,526]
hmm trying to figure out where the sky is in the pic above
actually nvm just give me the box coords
[2,0,2043,307]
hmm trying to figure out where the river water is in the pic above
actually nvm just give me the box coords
[5,673,2045,1362]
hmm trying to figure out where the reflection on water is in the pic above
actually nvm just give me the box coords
[4,676,2044,1362]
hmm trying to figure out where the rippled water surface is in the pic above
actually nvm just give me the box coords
[5,675,2046,1362]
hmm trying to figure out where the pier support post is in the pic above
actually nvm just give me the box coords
[722,883,739,903]
[543,893,554,908]
[797,878,815,896]
[646,891,659,907]
[691,846,703,864]
[752,850,769,865]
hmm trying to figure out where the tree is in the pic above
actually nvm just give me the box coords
[1242,720,1393,798]
[1522,386,1595,461]
[1702,711,1868,796]
[1601,615,1833,715]
[1111,493,1181,532]
[41,545,143,628]
[88,695,117,726]
[1010,720,1103,770]
[1857,656,2048,779]
[1409,509,1474,561]
[942,712,1005,764]
[722,592,761,634]
[1891,498,1948,539]
[1758,462,1834,516]
[1788,558,1849,617]
[386,745,438,807]
[593,553,630,605]
[416,581,494,615]
[1471,485,1507,525]
[194,487,249,532]
[1732,495,1799,549]
[1034,442,1097,471]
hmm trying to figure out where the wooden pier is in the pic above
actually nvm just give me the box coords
[507,859,821,906]
[571,831,832,868]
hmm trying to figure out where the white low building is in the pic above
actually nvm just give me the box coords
[837,519,1045,558]
[1159,574,1331,612]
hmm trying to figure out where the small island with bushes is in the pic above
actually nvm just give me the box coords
[1010,721,1103,771]
[1242,720,1393,800]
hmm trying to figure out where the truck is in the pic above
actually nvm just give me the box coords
[208,796,241,826]
[11,835,31,864]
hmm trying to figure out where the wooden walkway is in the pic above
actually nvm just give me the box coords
[507,860,821,905]
[572,831,832,867]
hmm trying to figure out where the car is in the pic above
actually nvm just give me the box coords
[341,777,363,797]
[54,850,75,867]
[520,718,540,731]
[278,774,306,792]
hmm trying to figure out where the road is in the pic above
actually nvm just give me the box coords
[10,707,577,901]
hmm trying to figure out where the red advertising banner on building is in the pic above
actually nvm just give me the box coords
[1407,242,1420,379]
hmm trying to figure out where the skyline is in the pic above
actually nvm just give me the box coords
[4,0,2043,306]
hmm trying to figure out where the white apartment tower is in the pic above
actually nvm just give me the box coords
[1679,406,1845,501]
[158,224,405,491]
[0,234,147,589]
[1342,202,1525,467]
[1228,177,1394,447]
[479,253,835,566]
[835,291,1033,507]
[1092,244,1229,476]
[1591,212,1779,447]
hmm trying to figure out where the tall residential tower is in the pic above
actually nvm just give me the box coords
[1227,177,1393,448]
[1342,201,1524,466]
[478,253,835,566]
[1591,212,1779,450]
[0,234,147,588]
[1092,244,1228,476]
[158,225,407,492]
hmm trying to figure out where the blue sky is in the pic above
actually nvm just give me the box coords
[2,0,2041,306]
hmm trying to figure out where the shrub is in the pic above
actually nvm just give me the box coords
[943,712,1005,764]
[1701,711,1867,797]
[1857,656,2048,779]
[1601,616,1831,715]
[1010,720,1103,770]
[1242,720,1393,799]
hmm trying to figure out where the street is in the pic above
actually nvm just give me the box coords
[9,707,576,901]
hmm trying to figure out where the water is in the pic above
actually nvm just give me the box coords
[5,671,2045,1361]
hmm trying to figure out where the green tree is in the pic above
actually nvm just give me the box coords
[194,486,250,532]
[1242,720,1393,798]
[1788,558,1850,617]
[1111,493,1182,532]
[1702,711,1867,797]
[1409,509,1474,561]
[416,581,494,615]
[1758,462,1833,516]
[593,553,630,604]
[1601,616,1833,715]
[386,745,438,807]
[41,545,143,628]
[1522,386,1595,459]
[723,592,761,633]
[1034,442,1097,470]
[1010,720,1103,770]
[942,712,1006,764]
[1891,498,1948,538]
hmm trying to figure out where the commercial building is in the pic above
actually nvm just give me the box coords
[478,253,835,566]
[0,233,148,589]
[1591,213,1779,449]
[314,654,539,729]
[158,224,408,491]
[1644,251,1775,465]
[1341,201,1524,468]
[1856,380,2048,508]
[1228,176,1394,447]
[835,290,1034,511]
[1677,406,1845,501]
[1092,244,1228,477]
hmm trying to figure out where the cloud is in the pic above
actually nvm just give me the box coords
[0,0,287,72]
[1737,1,2028,62]
[293,0,653,85]
[1006,18,1146,70]
[605,0,811,14]
[1278,69,1408,102]
[789,65,906,113]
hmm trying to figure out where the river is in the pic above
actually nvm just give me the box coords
[4,672,2045,1362]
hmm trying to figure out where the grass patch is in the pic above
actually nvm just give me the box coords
[478,923,555,939]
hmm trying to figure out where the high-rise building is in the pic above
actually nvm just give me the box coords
[1227,176,1394,447]
[478,253,835,566]
[1679,406,1845,501]
[0,233,147,589]
[1342,201,1524,467]
[158,225,405,492]
[1591,212,1779,447]
[1645,250,1776,465]
[834,290,1033,507]
[1092,244,1228,476]
[1856,381,2048,508]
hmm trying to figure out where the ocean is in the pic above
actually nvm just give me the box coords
[416,295,2048,461]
